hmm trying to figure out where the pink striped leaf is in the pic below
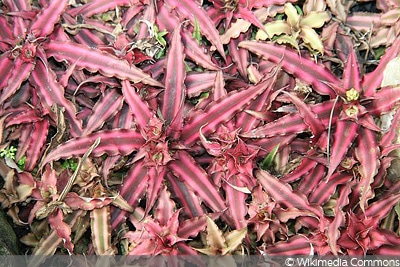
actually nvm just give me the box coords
[111,161,148,229]
[154,184,175,227]
[0,58,34,105]
[65,192,113,211]
[162,26,186,126]
[32,211,85,261]
[223,176,248,229]
[0,55,14,89]
[165,0,226,60]
[255,169,324,219]
[355,127,380,212]
[236,6,266,30]
[309,172,352,205]
[297,164,326,196]
[48,209,74,253]
[235,81,273,133]
[281,157,318,183]
[227,33,249,80]
[380,111,400,149]
[167,173,204,218]
[365,193,400,219]
[41,129,144,166]
[327,181,354,255]
[239,41,339,96]
[181,30,219,71]
[121,80,152,130]
[5,108,42,127]
[24,120,49,171]
[44,41,163,87]
[178,215,211,239]
[83,89,124,135]
[369,85,400,116]
[169,150,227,216]
[0,15,13,43]
[67,0,131,17]
[61,13,105,47]
[326,120,358,181]
[283,91,325,140]
[2,0,29,38]
[30,0,68,38]
[182,73,276,145]
[30,59,83,137]
[342,49,362,92]
[144,167,168,216]
[264,235,312,255]
[363,39,400,97]
[186,72,217,98]
[241,113,309,138]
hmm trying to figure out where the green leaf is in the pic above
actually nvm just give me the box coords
[192,17,202,44]
[260,144,280,170]
[155,26,168,47]
[0,146,17,159]
[17,156,27,170]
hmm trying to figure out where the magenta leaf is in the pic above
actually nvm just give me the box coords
[111,161,148,229]
[154,185,176,227]
[182,73,277,145]
[30,59,83,137]
[255,169,324,220]
[264,235,312,255]
[369,85,400,115]
[41,129,144,166]
[83,89,124,135]
[181,30,219,71]
[121,80,152,130]
[223,176,248,229]
[309,172,352,205]
[24,120,49,171]
[48,209,73,253]
[326,120,358,180]
[186,72,217,98]
[239,41,340,96]
[162,27,186,126]
[0,58,34,105]
[44,41,164,87]
[30,0,68,38]
[169,150,228,217]
[65,192,113,210]
[165,0,226,60]
[68,0,131,17]
[241,112,309,139]
[363,39,400,97]
[0,55,14,90]
[167,173,205,218]
[144,167,168,216]
[355,127,380,212]
[327,181,354,255]
[227,33,249,80]
[283,91,325,140]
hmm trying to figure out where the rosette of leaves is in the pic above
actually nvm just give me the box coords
[255,3,330,54]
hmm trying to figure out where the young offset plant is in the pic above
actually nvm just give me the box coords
[1,0,400,261]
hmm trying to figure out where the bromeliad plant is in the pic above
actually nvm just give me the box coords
[1,0,400,260]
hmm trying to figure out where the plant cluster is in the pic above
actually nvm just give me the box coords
[1,0,400,261]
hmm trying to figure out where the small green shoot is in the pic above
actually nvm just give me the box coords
[62,158,78,171]
[0,146,17,160]
[192,18,202,44]
[17,155,27,170]
[154,25,168,48]
[260,144,280,171]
